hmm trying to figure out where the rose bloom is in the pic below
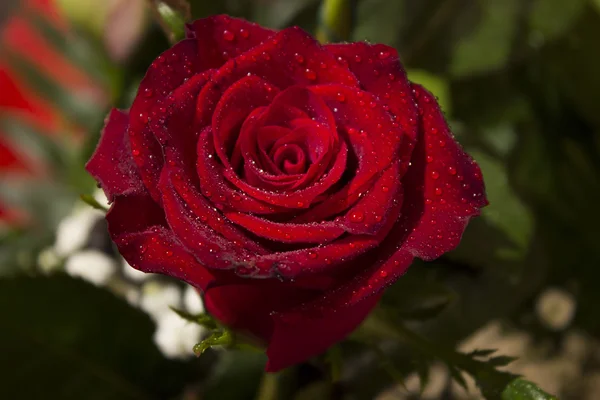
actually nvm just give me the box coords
[87,16,487,371]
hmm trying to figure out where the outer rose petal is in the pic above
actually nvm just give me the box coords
[86,109,144,202]
[128,39,202,203]
[325,43,419,174]
[185,15,275,69]
[265,292,382,371]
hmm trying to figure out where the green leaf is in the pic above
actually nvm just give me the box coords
[193,330,234,355]
[170,306,219,330]
[529,0,586,41]
[502,378,558,400]
[152,1,190,43]
[80,194,109,212]
[253,0,320,30]
[381,270,455,321]
[470,150,533,253]
[0,274,194,399]
[352,0,404,46]
[202,351,266,400]
[450,0,520,77]
[316,0,354,43]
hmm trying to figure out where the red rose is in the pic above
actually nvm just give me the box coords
[87,15,487,371]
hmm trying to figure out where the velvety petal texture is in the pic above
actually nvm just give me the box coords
[86,15,487,372]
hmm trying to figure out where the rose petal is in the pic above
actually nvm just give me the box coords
[326,43,419,174]
[262,83,488,333]
[224,211,345,244]
[128,39,201,202]
[86,109,144,202]
[195,26,359,127]
[106,192,215,290]
[186,15,276,69]
[196,128,285,214]
[158,167,259,270]
[265,292,381,372]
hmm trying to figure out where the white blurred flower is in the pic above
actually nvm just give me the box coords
[38,247,62,273]
[65,249,116,286]
[54,208,102,257]
[183,285,204,314]
[154,311,203,359]
[536,287,576,331]
[122,258,151,282]
[139,281,181,321]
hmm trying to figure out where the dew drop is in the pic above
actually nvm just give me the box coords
[165,250,173,257]
[307,251,318,259]
[378,51,390,59]
[223,30,235,41]
[349,210,365,223]
[348,127,358,135]
[132,149,140,156]
[431,171,439,179]
[434,187,443,196]
[448,166,457,175]
[382,186,389,192]
[426,155,434,163]
[380,270,388,278]
[304,69,317,80]
[144,88,153,97]
[336,92,346,102]
[239,28,249,38]
[354,55,362,63]
[297,201,304,207]
[294,53,305,64]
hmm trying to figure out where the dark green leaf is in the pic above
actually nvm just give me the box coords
[450,0,520,77]
[502,378,558,400]
[0,274,194,399]
[202,350,266,400]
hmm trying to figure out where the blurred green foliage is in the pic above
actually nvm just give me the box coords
[1,0,599,399]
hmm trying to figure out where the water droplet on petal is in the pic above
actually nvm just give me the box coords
[165,250,173,257]
[380,270,388,278]
[448,166,457,175]
[349,210,365,223]
[382,186,389,192]
[294,53,305,64]
[435,187,443,196]
[431,171,439,179]
[354,55,362,63]
[304,69,316,80]
[307,251,318,259]
[378,51,390,59]
[336,92,346,102]
[132,149,140,156]
[223,30,234,41]
[239,29,249,38]
[426,155,434,163]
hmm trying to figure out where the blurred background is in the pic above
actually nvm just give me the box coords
[1,0,599,399]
